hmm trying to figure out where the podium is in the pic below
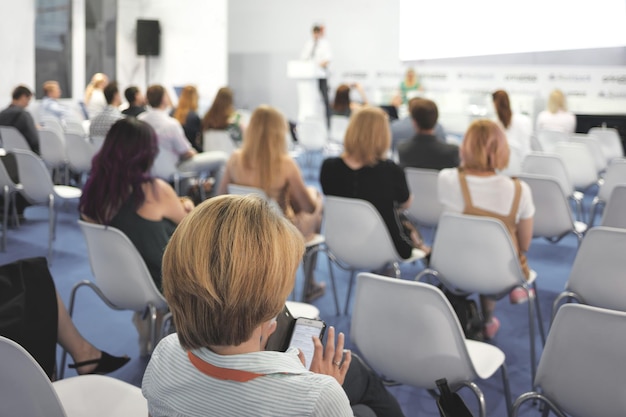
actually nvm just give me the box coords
[287,60,325,123]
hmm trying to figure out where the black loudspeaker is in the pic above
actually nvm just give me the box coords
[136,19,160,56]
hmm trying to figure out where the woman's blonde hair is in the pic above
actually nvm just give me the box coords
[460,119,510,171]
[84,73,109,103]
[343,106,391,165]
[173,85,199,125]
[547,89,567,113]
[163,195,305,349]
[240,105,287,194]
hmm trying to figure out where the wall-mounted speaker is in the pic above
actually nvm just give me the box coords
[136,19,160,56]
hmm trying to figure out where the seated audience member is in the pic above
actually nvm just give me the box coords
[492,90,532,162]
[217,105,325,302]
[142,194,406,417]
[332,83,368,117]
[321,107,430,258]
[438,119,535,339]
[0,85,40,153]
[140,84,227,186]
[89,81,123,137]
[390,114,447,153]
[84,72,109,119]
[536,89,576,133]
[398,98,459,170]
[201,86,243,147]
[0,257,129,379]
[79,118,194,354]
[171,85,202,152]
[38,80,72,123]
[121,86,147,117]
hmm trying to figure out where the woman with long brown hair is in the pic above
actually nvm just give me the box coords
[201,87,243,144]
[492,89,532,162]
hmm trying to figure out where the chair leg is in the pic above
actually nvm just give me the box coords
[148,303,158,355]
[460,380,486,417]
[393,262,401,278]
[511,392,568,417]
[326,253,340,316]
[532,282,546,345]
[47,195,55,260]
[343,270,357,315]
[527,287,538,391]
[2,186,8,252]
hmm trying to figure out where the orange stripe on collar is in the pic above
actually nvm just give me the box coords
[187,351,266,382]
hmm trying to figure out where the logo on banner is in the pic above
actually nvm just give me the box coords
[458,72,494,81]
[421,72,448,81]
[602,75,626,85]
[598,90,626,98]
[504,74,538,83]
[549,73,591,82]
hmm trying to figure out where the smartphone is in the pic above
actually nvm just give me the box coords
[288,317,326,370]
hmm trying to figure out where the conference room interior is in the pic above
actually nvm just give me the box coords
[1,1,626,416]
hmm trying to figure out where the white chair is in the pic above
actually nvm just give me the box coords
[63,119,88,137]
[39,127,69,184]
[588,159,626,226]
[569,133,608,175]
[59,220,169,376]
[352,273,512,417]
[553,141,599,192]
[518,174,587,246]
[329,114,350,144]
[296,118,328,175]
[522,152,584,221]
[90,135,105,150]
[64,132,96,184]
[404,167,444,230]
[601,184,626,228]
[512,304,626,417]
[13,149,82,259]
[416,212,545,389]
[321,196,426,314]
[552,226,626,321]
[0,125,31,151]
[588,126,624,164]
[150,149,198,196]
[203,129,237,155]
[0,336,148,417]
[0,156,23,251]
[535,129,568,153]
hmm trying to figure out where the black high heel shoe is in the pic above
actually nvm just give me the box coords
[69,351,130,375]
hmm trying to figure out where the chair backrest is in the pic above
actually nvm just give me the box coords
[0,336,67,417]
[90,135,105,150]
[596,159,626,202]
[0,155,19,189]
[521,152,573,196]
[40,116,65,140]
[535,304,626,417]
[63,119,87,137]
[430,212,524,295]
[203,129,237,155]
[553,141,598,190]
[588,127,624,163]
[150,148,179,180]
[0,126,31,151]
[601,184,626,228]
[226,183,282,212]
[569,133,607,174]
[518,174,577,239]
[329,115,350,144]
[404,168,443,227]
[536,129,568,153]
[323,196,403,271]
[530,133,543,152]
[78,220,167,311]
[297,119,327,151]
[565,226,626,312]
[38,128,68,168]
[351,273,475,389]
[12,149,55,204]
[64,133,95,173]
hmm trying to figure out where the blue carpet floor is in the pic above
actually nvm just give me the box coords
[0,165,599,417]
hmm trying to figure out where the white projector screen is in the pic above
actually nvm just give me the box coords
[399,0,626,61]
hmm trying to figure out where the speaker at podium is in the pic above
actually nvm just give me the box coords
[287,60,326,123]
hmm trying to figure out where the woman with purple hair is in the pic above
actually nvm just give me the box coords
[80,117,194,355]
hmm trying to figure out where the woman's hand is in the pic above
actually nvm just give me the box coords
[308,326,352,385]
[179,197,195,213]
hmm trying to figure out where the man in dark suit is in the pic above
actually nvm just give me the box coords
[398,98,459,170]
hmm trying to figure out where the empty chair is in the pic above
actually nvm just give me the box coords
[38,127,69,184]
[552,226,626,321]
[553,141,598,191]
[59,220,169,375]
[0,157,23,250]
[416,212,545,389]
[12,149,82,258]
[64,133,96,184]
[329,114,350,144]
[0,125,32,151]
[321,196,426,314]
[518,173,587,245]
[404,167,443,230]
[522,152,584,221]
[601,184,626,228]
[63,119,88,137]
[512,304,626,417]
[296,118,328,174]
[203,129,237,155]
[535,129,568,153]
[0,336,148,417]
[569,133,607,175]
[352,273,512,417]
[588,159,626,226]
[588,126,624,164]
